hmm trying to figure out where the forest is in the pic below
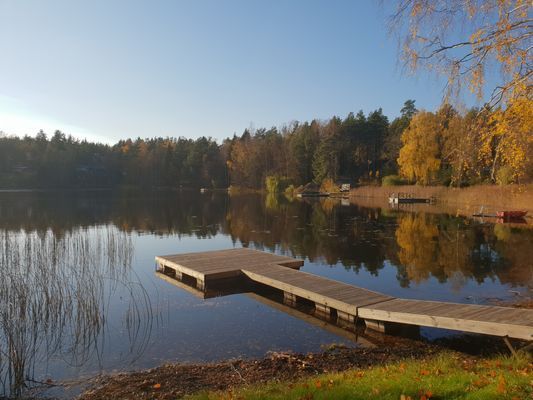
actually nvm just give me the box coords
[0,97,531,190]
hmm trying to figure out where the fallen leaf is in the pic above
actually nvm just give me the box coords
[315,380,322,389]
[420,369,430,376]
[497,375,506,394]
[472,379,484,387]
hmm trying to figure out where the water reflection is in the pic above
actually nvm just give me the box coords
[154,269,381,348]
[0,226,151,397]
[394,213,533,289]
[0,191,531,291]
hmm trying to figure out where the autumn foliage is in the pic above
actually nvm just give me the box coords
[397,98,533,186]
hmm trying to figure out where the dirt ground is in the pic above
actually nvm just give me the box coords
[77,335,437,400]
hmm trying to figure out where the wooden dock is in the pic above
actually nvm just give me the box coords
[156,248,533,341]
[389,192,435,205]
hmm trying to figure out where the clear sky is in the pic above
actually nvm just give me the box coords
[0,0,479,144]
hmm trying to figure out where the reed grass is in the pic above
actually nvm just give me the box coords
[0,226,152,398]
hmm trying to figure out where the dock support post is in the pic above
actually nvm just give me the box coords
[337,310,355,324]
[283,292,297,306]
[364,319,420,337]
[162,265,183,280]
[315,303,331,316]
[364,319,387,333]
[196,279,205,291]
[503,337,518,357]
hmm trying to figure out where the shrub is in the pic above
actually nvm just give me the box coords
[381,175,406,187]
[320,178,339,193]
[265,175,292,193]
[496,166,514,185]
[284,184,296,196]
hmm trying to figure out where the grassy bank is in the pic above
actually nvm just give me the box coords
[350,184,533,215]
[189,351,532,400]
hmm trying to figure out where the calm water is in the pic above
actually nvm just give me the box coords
[0,190,531,396]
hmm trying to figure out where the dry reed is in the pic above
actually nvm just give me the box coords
[0,226,152,398]
[350,184,533,215]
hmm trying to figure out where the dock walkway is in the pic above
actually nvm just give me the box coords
[156,248,533,341]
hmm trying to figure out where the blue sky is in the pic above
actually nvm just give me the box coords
[0,0,478,144]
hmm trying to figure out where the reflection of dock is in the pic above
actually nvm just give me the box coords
[245,292,378,347]
[156,248,533,343]
[155,271,246,299]
[155,270,382,347]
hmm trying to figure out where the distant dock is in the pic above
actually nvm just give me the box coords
[389,192,435,205]
[156,248,533,344]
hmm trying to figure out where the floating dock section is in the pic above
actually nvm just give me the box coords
[389,192,435,205]
[156,248,533,341]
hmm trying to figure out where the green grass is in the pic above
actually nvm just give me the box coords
[187,352,532,400]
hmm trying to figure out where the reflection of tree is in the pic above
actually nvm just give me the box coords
[394,213,519,289]
[0,192,530,291]
[0,190,226,237]
[0,227,151,397]
[395,213,439,283]
[493,226,533,288]
[264,193,279,211]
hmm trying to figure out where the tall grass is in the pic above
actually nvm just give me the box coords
[0,226,152,397]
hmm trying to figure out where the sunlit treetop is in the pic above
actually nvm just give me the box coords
[389,0,532,106]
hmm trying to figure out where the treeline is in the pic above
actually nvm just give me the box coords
[0,132,226,188]
[0,98,531,189]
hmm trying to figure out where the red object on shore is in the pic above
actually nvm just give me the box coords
[496,210,528,219]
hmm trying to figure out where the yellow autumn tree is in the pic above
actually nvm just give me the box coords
[480,96,533,183]
[397,111,441,185]
[441,110,484,186]
[389,0,532,105]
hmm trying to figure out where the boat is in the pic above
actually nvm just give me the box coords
[496,210,528,219]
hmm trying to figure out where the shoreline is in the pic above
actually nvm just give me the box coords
[349,184,533,214]
[76,336,435,400]
[74,334,527,400]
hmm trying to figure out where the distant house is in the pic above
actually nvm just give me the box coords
[339,183,351,192]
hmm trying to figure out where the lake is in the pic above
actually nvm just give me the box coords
[0,190,531,397]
